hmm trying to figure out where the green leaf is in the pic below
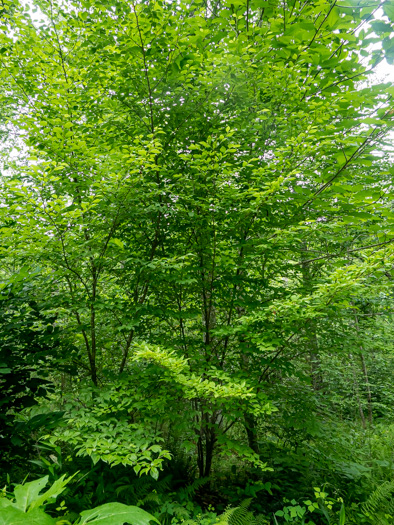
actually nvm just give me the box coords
[13,476,48,512]
[0,506,56,525]
[78,503,159,525]
[327,7,341,28]
[339,503,346,525]
[109,238,124,249]
[29,474,73,510]
[383,1,394,22]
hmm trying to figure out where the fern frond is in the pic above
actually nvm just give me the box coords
[139,492,161,505]
[219,499,254,525]
[177,477,211,501]
[362,481,394,525]
[253,515,268,525]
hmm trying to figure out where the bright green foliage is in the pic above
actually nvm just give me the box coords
[0,507,57,525]
[0,475,71,525]
[45,381,172,476]
[78,503,159,525]
[1,0,394,519]
[2,0,393,475]
[274,490,346,524]
[216,499,268,525]
[0,476,159,525]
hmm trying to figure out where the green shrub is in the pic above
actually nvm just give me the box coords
[0,475,158,525]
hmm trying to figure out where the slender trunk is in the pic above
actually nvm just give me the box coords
[90,305,97,385]
[354,309,373,425]
[301,254,322,391]
[197,434,204,478]
[196,411,216,478]
[360,353,373,424]
[89,355,97,386]
[309,322,323,391]
[197,435,216,478]
[89,272,98,386]
[119,329,134,374]
[240,337,260,454]
[65,276,97,385]
[204,429,216,477]
[350,354,366,429]
[244,412,260,455]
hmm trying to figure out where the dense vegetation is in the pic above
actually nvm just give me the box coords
[1,0,394,523]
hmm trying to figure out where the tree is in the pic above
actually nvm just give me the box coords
[1,0,394,477]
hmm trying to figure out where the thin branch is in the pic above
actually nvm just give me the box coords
[295,238,394,265]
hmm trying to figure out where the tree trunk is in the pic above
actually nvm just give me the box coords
[350,354,366,429]
[360,352,373,425]
[244,412,260,455]
[196,410,216,478]
[354,309,373,425]
[309,322,323,391]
